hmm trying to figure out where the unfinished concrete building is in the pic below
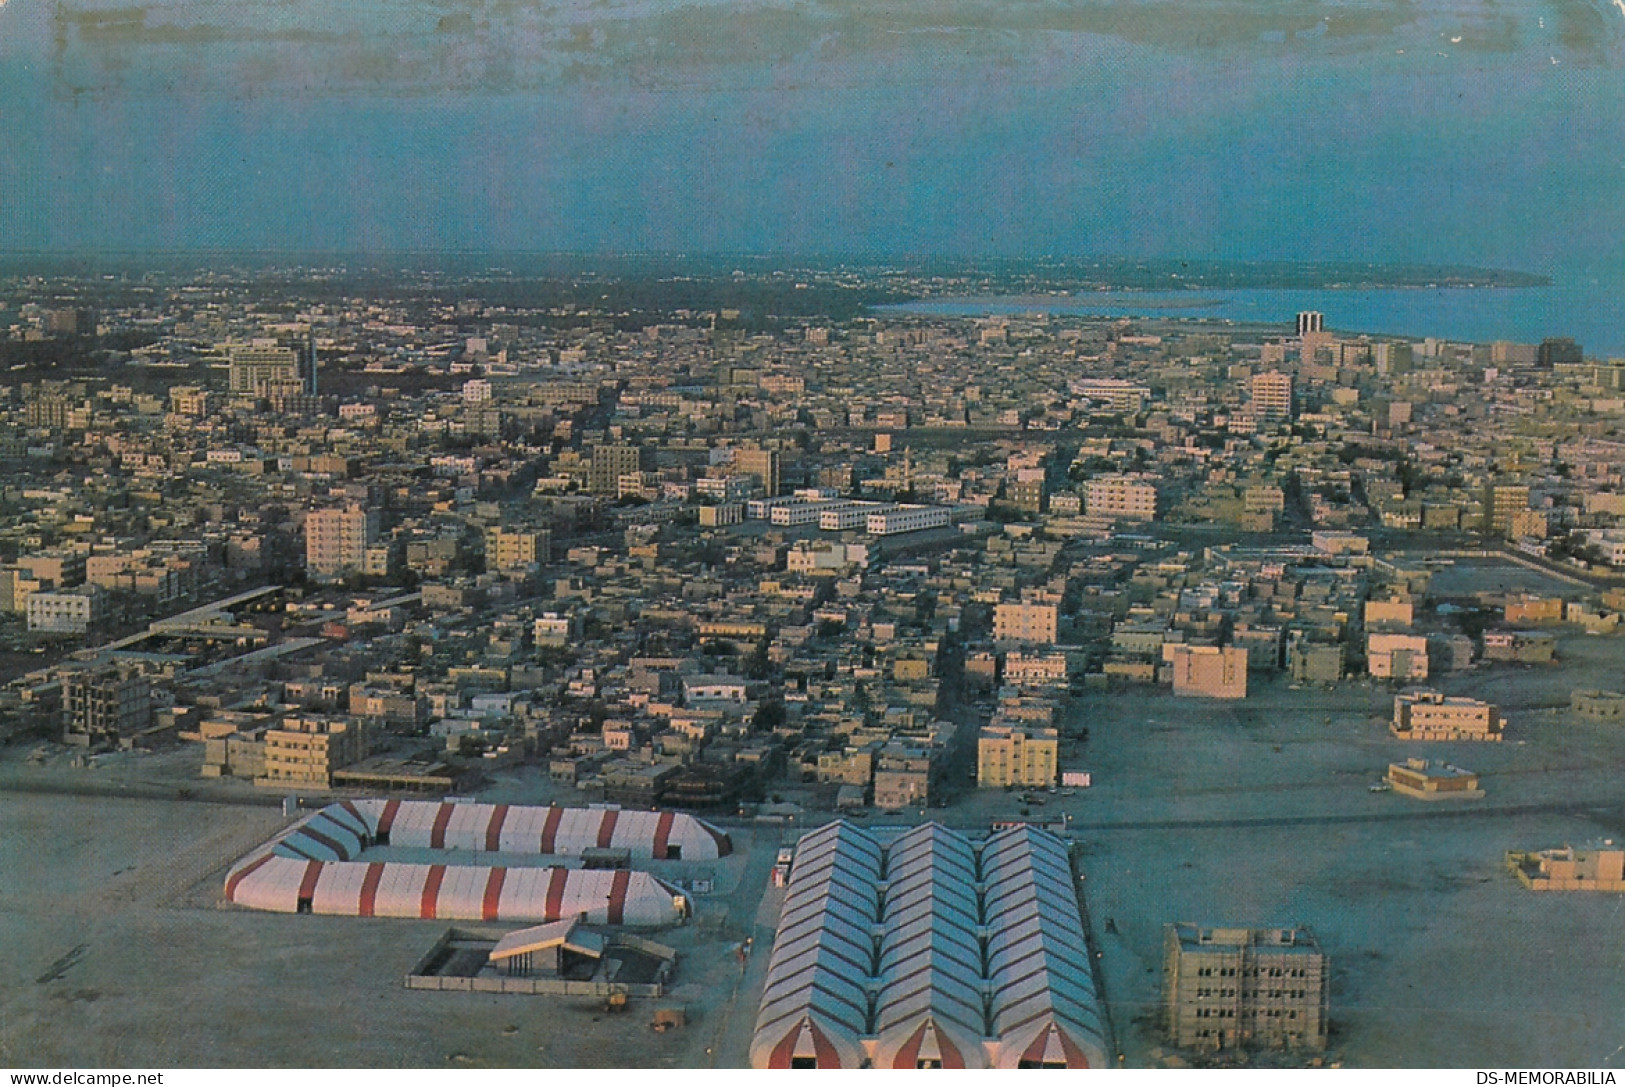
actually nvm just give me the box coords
[1162,923,1328,1053]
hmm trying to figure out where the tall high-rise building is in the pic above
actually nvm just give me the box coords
[1295,311,1325,336]
[1250,371,1294,421]
[229,342,300,395]
[305,506,379,577]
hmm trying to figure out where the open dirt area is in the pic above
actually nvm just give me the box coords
[0,749,781,1069]
[1067,641,1625,1069]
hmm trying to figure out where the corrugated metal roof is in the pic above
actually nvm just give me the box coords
[750,820,1110,1070]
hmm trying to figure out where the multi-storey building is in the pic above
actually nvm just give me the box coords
[1162,924,1328,1053]
[1167,645,1247,700]
[1084,475,1159,522]
[61,666,151,748]
[258,716,367,787]
[733,447,781,497]
[1367,632,1430,681]
[867,504,951,536]
[588,444,644,495]
[977,724,1059,788]
[26,586,105,634]
[484,527,550,573]
[1250,371,1294,421]
[1483,482,1530,535]
[228,342,300,395]
[305,506,379,578]
[993,602,1059,645]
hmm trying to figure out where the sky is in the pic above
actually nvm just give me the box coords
[1,0,1623,275]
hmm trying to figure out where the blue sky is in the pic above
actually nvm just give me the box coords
[2,0,1623,274]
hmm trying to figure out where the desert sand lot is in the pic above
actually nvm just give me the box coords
[1069,640,1625,1069]
[0,780,775,1069]
[4,631,1625,1068]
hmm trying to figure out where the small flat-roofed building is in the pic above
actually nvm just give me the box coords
[1392,688,1504,742]
[1363,597,1414,631]
[1385,758,1483,800]
[1162,923,1328,1053]
[1507,843,1625,891]
[1482,629,1556,664]
[1572,689,1625,720]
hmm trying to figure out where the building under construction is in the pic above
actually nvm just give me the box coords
[1162,923,1328,1053]
[748,820,1109,1069]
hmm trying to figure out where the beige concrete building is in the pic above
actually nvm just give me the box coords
[1572,689,1625,720]
[1507,844,1625,891]
[1484,482,1531,535]
[588,443,644,495]
[873,742,935,810]
[1162,924,1328,1053]
[1250,371,1294,421]
[1391,688,1504,742]
[61,666,152,748]
[1363,597,1414,630]
[1385,758,1483,800]
[993,602,1059,645]
[1168,645,1247,700]
[305,505,379,578]
[733,447,781,497]
[258,716,367,788]
[484,527,550,573]
[1367,632,1429,681]
[1084,474,1159,522]
[977,724,1059,789]
[228,342,300,395]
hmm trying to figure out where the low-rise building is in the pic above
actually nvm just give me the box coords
[1385,757,1483,800]
[1391,688,1504,742]
[1507,843,1625,891]
[1572,689,1625,720]
[1481,629,1556,664]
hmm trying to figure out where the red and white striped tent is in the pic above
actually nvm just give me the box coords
[223,800,728,927]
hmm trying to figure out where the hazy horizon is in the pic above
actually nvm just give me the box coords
[3,0,1623,278]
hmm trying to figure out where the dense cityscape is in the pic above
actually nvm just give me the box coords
[3,260,1624,1068]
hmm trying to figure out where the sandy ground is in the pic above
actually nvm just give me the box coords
[0,751,776,1069]
[1066,642,1625,1069]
